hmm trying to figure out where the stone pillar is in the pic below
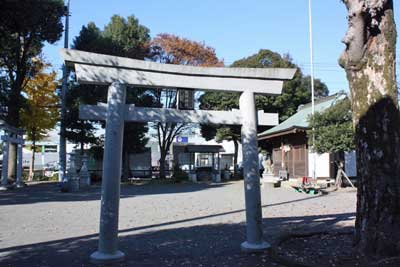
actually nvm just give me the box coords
[211,153,217,182]
[7,142,16,180]
[68,153,80,192]
[79,155,91,187]
[1,136,9,190]
[90,82,126,264]
[239,91,269,252]
[216,152,221,182]
[16,143,24,187]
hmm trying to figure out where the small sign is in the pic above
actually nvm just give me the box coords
[176,136,188,143]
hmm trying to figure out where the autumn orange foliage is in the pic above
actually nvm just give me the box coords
[151,33,224,67]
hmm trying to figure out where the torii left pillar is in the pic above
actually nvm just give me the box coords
[90,82,126,264]
[1,134,24,190]
[1,135,9,190]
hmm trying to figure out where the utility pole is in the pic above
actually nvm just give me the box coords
[308,0,316,180]
[59,0,70,182]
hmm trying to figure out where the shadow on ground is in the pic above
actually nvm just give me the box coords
[0,181,233,206]
[0,209,355,266]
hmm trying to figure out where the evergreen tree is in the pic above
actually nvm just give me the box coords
[69,15,152,179]
[308,97,354,154]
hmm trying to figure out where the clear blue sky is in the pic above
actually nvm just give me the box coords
[43,0,400,95]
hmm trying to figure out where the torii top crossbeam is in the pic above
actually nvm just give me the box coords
[60,48,296,94]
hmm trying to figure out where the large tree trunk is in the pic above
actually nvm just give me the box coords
[7,78,23,127]
[6,58,27,181]
[340,0,399,257]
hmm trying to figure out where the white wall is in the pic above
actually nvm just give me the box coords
[308,152,330,178]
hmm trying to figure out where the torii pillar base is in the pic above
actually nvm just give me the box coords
[90,250,125,264]
[15,183,26,188]
[241,241,271,253]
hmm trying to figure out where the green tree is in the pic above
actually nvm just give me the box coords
[20,60,59,180]
[308,97,354,154]
[200,49,329,176]
[64,83,100,154]
[70,15,152,179]
[232,49,329,121]
[0,0,64,127]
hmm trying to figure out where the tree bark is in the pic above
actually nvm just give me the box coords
[7,76,23,127]
[340,0,399,257]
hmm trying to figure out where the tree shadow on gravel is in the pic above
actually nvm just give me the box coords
[0,181,233,206]
[0,212,355,267]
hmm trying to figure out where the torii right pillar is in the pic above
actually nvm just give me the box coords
[240,91,269,251]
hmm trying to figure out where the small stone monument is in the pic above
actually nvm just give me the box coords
[68,153,80,192]
[79,155,91,187]
[262,155,276,183]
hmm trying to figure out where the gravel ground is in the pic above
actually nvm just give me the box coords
[275,232,400,267]
[275,232,355,266]
[0,181,356,267]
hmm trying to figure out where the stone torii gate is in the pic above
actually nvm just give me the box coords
[61,48,296,264]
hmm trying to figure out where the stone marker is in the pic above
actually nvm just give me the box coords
[79,155,91,187]
[68,153,80,192]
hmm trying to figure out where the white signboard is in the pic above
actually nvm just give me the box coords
[308,152,331,178]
